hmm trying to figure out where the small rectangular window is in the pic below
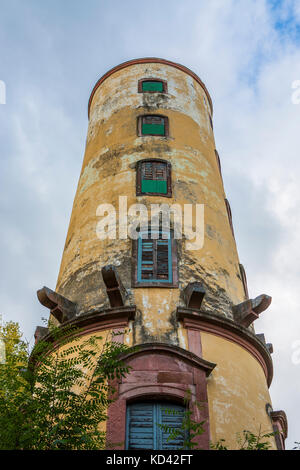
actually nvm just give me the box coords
[138,115,169,137]
[136,160,172,197]
[138,79,167,93]
[142,81,164,92]
[142,116,165,136]
[138,236,171,283]
[132,229,178,287]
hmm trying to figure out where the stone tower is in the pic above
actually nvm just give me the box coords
[36,58,287,450]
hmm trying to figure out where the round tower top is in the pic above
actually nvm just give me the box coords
[88,57,213,117]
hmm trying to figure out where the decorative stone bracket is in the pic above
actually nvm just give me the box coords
[184,282,206,310]
[266,404,288,450]
[233,294,272,328]
[37,286,77,323]
[34,326,49,344]
[101,265,127,308]
[256,333,273,354]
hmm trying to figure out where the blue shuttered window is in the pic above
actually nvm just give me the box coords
[126,402,187,450]
[137,231,172,283]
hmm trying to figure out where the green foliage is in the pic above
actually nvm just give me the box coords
[159,390,206,450]
[159,390,277,451]
[211,427,276,450]
[0,318,133,450]
[0,320,29,449]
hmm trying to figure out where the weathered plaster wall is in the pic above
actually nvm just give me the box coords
[201,332,276,449]
[56,62,246,347]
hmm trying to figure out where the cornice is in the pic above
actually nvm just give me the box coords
[118,342,216,377]
[30,306,136,364]
[177,307,273,387]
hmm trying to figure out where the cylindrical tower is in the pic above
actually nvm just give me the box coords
[36,58,287,450]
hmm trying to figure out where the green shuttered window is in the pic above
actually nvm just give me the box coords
[137,160,171,197]
[138,115,169,137]
[142,81,164,92]
[138,79,167,93]
[126,402,187,450]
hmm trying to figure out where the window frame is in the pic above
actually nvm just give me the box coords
[136,159,172,198]
[138,78,168,94]
[132,228,178,288]
[125,401,187,450]
[137,114,169,137]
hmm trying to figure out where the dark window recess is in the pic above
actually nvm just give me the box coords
[132,229,178,287]
[225,198,235,237]
[138,79,167,93]
[138,115,169,137]
[209,115,213,130]
[126,402,188,450]
[214,150,222,178]
[136,160,172,197]
[239,263,249,299]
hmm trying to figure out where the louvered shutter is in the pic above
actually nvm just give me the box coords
[142,116,165,136]
[126,403,155,450]
[156,240,169,280]
[137,232,172,283]
[141,161,168,194]
[159,403,186,450]
[141,239,154,280]
[126,402,186,450]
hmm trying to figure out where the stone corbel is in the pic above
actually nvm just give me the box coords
[256,333,273,354]
[37,286,77,323]
[184,282,206,310]
[101,265,127,308]
[266,404,288,450]
[233,294,272,328]
[34,326,49,344]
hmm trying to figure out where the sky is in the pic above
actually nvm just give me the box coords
[0,0,299,449]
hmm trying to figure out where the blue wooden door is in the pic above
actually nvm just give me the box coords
[126,402,187,450]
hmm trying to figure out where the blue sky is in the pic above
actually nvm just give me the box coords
[0,0,300,449]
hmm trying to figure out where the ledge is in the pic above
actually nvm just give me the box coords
[177,307,273,387]
[34,306,136,347]
[88,57,213,117]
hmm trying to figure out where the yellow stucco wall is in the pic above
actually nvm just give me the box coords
[201,331,276,449]
[56,61,246,347]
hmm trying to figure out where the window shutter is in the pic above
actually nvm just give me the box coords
[137,232,172,284]
[126,403,155,450]
[156,240,169,280]
[126,402,186,450]
[159,403,186,450]
[142,81,164,92]
[140,161,168,195]
[141,239,154,280]
[142,116,166,136]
